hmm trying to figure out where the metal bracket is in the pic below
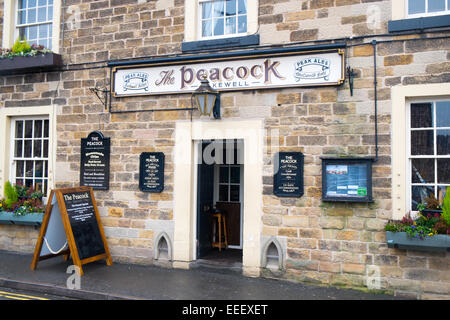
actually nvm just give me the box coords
[89,87,110,110]
[346,66,356,96]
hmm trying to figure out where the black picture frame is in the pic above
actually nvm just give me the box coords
[139,152,165,193]
[321,157,374,202]
[273,152,304,198]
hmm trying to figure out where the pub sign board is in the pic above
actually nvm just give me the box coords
[31,187,113,276]
[80,131,110,190]
[139,152,165,193]
[112,49,345,97]
[273,152,304,198]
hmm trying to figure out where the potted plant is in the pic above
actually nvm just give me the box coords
[0,181,45,226]
[416,193,442,217]
[385,187,450,252]
[0,37,62,75]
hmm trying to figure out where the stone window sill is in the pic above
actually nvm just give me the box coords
[181,34,260,53]
[388,14,450,32]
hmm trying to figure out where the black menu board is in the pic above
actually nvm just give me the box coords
[80,131,110,190]
[62,190,106,260]
[273,152,304,197]
[139,152,165,192]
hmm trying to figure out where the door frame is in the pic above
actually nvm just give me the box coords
[173,119,264,276]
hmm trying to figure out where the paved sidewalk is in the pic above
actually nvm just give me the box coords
[0,250,403,300]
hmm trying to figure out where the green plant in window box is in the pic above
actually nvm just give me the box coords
[0,37,52,60]
[0,181,45,217]
[385,187,450,239]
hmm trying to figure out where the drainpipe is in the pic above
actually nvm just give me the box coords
[372,39,379,163]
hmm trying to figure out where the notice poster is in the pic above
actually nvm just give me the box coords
[139,152,165,193]
[325,164,367,198]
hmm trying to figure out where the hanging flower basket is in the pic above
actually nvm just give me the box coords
[0,211,43,226]
[386,231,449,252]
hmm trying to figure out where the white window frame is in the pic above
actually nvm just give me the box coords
[198,0,248,41]
[406,0,450,18]
[0,106,56,198]
[184,0,258,43]
[14,0,54,50]
[10,116,50,194]
[406,99,450,214]
[2,0,61,53]
[391,83,450,220]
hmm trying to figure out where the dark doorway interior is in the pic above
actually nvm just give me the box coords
[196,140,243,266]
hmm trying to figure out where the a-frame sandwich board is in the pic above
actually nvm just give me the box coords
[31,187,112,276]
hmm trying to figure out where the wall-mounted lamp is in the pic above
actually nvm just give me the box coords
[191,77,220,119]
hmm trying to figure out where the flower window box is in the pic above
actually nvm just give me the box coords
[0,211,43,226]
[0,52,62,75]
[386,231,449,252]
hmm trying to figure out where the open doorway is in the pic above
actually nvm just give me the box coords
[196,139,244,267]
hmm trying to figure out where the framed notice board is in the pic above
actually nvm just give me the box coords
[139,152,165,193]
[321,157,374,202]
[31,187,112,275]
[80,131,110,190]
[273,152,304,197]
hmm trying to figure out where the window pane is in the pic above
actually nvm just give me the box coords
[437,130,450,155]
[238,15,247,33]
[202,20,212,37]
[38,0,46,6]
[230,166,240,183]
[219,185,228,201]
[219,166,229,183]
[29,0,37,7]
[18,10,26,25]
[226,0,236,16]
[411,103,433,128]
[28,8,36,23]
[34,140,42,157]
[25,120,33,138]
[238,0,246,14]
[43,139,49,157]
[25,179,33,188]
[213,0,224,17]
[34,120,42,138]
[225,17,236,34]
[44,160,48,177]
[24,140,32,158]
[35,160,44,177]
[411,158,434,183]
[16,161,24,177]
[15,120,23,138]
[15,140,23,157]
[39,24,48,39]
[38,7,46,22]
[44,120,49,137]
[29,25,38,42]
[411,130,434,155]
[409,0,425,14]
[428,0,445,12]
[48,5,53,20]
[438,185,449,201]
[437,159,450,183]
[412,185,434,211]
[25,161,33,177]
[202,1,212,19]
[213,18,224,35]
[19,0,27,9]
[230,185,239,201]
[436,101,450,127]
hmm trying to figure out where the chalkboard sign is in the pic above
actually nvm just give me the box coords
[31,187,112,275]
[139,152,165,192]
[273,152,304,197]
[80,131,110,190]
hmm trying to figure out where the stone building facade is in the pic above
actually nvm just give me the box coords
[0,0,449,299]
